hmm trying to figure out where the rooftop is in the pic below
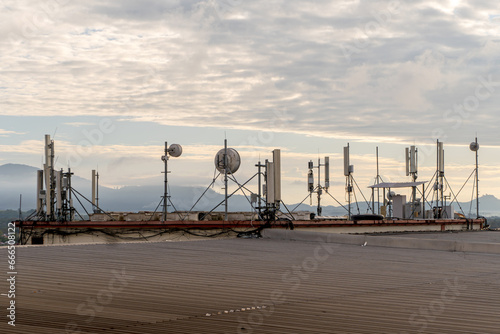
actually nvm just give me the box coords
[2,230,500,333]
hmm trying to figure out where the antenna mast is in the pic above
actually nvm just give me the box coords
[344,143,352,220]
[434,140,445,218]
[376,147,380,214]
[224,139,228,221]
[470,138,480,218]
[405,145,419,218]
[307,156,329,216]
[161,142,183,222]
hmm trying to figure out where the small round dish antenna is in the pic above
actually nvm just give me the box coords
[168,144,183,157]
[469,142,479,152]
[214,148,241,174]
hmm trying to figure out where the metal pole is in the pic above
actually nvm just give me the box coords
[436,140,440,218]
[348,174,351,220]
[348,144,351,220]
[441,143,445,218]
[412,148,417,218]
[49,138,55,220]
[68,168,74,221]
[91,170,95,211]
[422,184,425,218]
[317,158,321,216]
[96,171,99,212]
[257,161,262,217]
[224,139,228,221]
[372,188,375,215]
[475,137,479,219]
[376,146,380,214]
[163,142,168,222]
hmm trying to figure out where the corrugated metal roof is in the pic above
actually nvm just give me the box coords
[2,231,500,333]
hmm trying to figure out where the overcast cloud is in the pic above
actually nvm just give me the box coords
[1,0,499,203]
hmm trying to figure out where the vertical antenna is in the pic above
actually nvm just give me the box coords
[92,169,97,212]
[308,161,314,203]
[476,137,479,219]
[273,149,281,207]
[44,134,55,220]
[436,140,439,216]
[470,137,480,219]
[68,167,74,221]
[256,159,262,217]
[405,145,418,218]
[96,170,99,212]
[376,146,380,214]
[258,154,262,217]
[439,141,444,217]
[161,142,182,222]
[163,142,168,222]
[344,143,352,220]
[317,156,321,216]
[324,156,330,191]
[435,140,445,218]
[224,138,228,221]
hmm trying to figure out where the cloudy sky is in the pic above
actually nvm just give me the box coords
[1,0,499,208]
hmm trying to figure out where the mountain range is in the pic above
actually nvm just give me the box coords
[1,164,499,217]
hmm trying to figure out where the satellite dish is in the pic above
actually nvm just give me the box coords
[168,144,182,157]
[387,191,396,200]
[469,142,479,152]
[214,148,240,174]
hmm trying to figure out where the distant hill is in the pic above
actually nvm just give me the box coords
[0,163,91,210]
[1,163,499,217]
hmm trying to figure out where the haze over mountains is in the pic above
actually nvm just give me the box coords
[1,164,499,217]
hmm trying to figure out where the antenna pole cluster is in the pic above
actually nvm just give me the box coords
[307,155,330,217]
[35,134,75,222]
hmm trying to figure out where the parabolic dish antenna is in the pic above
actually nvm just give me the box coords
[168,144,183,157]
[469,142,479,152]
[214,148,241,174]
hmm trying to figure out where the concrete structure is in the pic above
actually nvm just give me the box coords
[16,217,485,245]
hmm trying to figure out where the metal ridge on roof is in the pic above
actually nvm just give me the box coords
[368,181,427,188]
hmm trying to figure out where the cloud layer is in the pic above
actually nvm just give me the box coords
[2,0,500,144]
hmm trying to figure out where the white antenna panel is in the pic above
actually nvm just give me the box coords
[438,142,444,173]
[343,145,350,176]
[266,161,275,204]
[168,144,183,157]
[272,149,281,203]
[410,146,417,173]
[214,148,241,174]
[405,147,410,176]
[324,156,330,189]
